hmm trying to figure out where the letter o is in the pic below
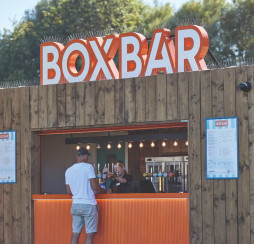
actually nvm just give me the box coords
[62,41,90,83]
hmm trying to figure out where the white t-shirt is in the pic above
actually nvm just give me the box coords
[65,162,97,205]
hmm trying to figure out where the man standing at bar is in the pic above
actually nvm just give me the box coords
[65,147,110,244]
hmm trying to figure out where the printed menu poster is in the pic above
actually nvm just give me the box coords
[0,131,16,183]
[206,117,238,179]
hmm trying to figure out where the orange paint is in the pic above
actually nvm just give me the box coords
[40,25,209,85]
[184,38,194,50]
[119,32,148,78]
[40,42,64,85]
[144,28,175,75]
[87,36,119,80]
[175,25,209,72]
[63,39,93,82]
[33,194,189,244]
[37,122,187,135]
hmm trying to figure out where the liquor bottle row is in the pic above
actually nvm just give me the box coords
[94,163,119,182]
[143,170,181,177]
[96,172,117,180]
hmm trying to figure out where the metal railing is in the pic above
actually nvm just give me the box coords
[0,79,40,89]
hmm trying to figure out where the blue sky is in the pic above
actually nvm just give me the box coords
[0,0,193,33]
[0,0,39,32]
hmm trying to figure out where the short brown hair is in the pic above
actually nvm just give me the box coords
[114,160,125,169]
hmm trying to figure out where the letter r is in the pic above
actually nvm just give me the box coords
[175,25,209,72]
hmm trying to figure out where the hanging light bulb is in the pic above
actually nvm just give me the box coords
[162,141,166,147]
[128,142,133,149]
[117,143,122,149]
[185,140,188,146]
[76,144,80,150]
[107,143,111,149]
[173,141,178,147]
[151,141,155,148]
[139,142,144,148]
[96,144,101,149]
[86,144,91,150]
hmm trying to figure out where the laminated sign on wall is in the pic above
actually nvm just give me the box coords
[0,130,16,183]
[206,117,238,179]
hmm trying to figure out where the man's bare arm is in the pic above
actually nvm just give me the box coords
[66,184,72,195]
[90,178,111,194]
[115,176,127,183]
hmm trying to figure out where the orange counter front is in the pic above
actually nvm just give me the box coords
[32,193,189,244]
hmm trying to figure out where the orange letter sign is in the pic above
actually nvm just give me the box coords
[40,25,209,85]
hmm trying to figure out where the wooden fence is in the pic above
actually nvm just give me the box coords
[0,65,253,243]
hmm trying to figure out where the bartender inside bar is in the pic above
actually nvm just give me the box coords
[41,126,188,194]
[102,160,133,193]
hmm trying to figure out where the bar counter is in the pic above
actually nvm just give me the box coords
[32,193,189,244]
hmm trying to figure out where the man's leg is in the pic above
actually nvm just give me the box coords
[71,204,84,243]
[71,232,80,244]
[84,204,98,244]
[85,232,96,244]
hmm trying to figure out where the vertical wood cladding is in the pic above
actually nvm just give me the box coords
[247,66,254,244]
[224,67,237,244]
[0,89,4,244]
[200,69,214,244]
[0,65,254,243]
[0,87,33,244]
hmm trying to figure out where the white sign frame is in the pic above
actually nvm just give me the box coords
[206,117,238,180]
[0,130,17,184]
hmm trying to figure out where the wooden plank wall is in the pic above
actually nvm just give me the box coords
[30,74,190,130]
[0,65,254,244]
[193,65,253,244]
[0,87,40,244]
[0,89,3,244]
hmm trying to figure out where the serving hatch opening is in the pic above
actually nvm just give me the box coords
[40,123,188,194]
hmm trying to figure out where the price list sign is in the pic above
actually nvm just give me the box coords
[206,117,238,179]
[0,130,16,183]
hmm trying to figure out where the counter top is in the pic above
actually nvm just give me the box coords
[32,193,189,200]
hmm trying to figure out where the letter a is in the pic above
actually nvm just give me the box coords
[145,29,175,76]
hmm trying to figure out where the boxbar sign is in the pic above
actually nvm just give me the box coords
[206,117,238,179]
[40,25,209,85]
[0,130,16,184]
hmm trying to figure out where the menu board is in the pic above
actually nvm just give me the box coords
[0,130,16,183]
[206,117,238,179]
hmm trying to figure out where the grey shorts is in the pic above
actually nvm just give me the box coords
[71,203,99,234]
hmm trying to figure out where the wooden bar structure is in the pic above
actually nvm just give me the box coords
[0,65,254,243]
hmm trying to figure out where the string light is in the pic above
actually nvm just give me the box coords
[77,139,184,150]
[162,141,166,147]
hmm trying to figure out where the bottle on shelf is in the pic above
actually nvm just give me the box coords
[177,169,181,184]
